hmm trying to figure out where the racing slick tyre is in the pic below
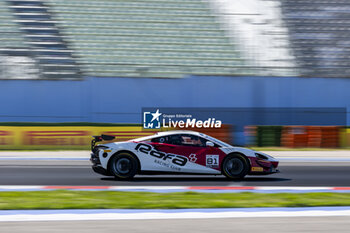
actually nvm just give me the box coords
[108,152,138,180]
[222,154,250,180]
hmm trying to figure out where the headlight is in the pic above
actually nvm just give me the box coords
[255,153,268,160]
[255,152,277,161]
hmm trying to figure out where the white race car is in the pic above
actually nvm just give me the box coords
[90,130,279,180]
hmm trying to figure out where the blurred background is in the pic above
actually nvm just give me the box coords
[0,0,350,150]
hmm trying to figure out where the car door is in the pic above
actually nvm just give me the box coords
[151,134,222,174]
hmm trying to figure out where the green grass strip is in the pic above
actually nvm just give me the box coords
[0,191,350,210]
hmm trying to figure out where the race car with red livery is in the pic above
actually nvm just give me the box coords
[90,130,279,180]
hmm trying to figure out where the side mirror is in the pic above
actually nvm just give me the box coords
[206,141,215,147]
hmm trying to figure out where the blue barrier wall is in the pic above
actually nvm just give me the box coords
[0,76,349,144]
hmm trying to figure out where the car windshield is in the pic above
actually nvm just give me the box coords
[132,134,157,142]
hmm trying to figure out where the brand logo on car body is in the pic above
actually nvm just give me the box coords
[135,143,188,166]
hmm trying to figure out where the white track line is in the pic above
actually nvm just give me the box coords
[1,209,350,222]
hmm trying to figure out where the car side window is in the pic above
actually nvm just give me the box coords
[158,134,189,146]
[173,134,207,147]
[167,135,183,145]
[151,134,219,147]
[151,136,168,143]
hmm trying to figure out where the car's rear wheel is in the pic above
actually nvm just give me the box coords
[222,154,249,179]
[108,152,138,180]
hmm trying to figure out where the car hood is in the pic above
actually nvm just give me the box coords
[220,146,278,161]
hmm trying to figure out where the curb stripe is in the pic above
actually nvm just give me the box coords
[334,187,350,190]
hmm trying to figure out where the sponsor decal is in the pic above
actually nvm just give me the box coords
[189,154,197,162]
[0,130,13,145]
[206,154,219,168]
[251,167,264,172]
[24,131,89,146]
[135,143,188,167]
[0,126,154,150]
[153,159,181,171]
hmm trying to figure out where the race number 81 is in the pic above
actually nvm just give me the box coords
[206,155,219,168]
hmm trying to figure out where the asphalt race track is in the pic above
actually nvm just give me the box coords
[2,217,350,233]
[1,159,350,233]
[0,160,350,186]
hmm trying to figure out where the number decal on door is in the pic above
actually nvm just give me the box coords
[206,155,219,168]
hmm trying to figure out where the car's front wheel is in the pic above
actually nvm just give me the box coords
[108,152,138,180]
[222,154,250,179]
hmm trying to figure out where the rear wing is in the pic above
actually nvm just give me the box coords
[91,134,115,151]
